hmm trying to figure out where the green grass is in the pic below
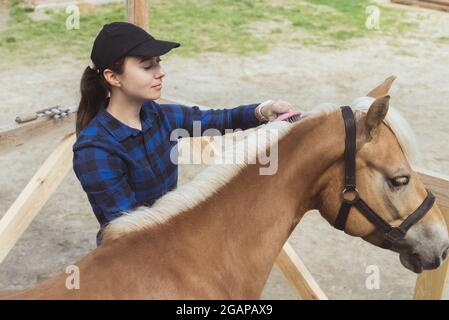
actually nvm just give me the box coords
[0,0,125,64]
[0,0,419,66]
[437,36,449,44]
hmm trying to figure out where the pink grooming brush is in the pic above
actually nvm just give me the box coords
[273,111,302,123]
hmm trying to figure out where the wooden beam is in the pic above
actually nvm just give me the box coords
[413,166,449,208]
[0,113,76,155]
[0,98,189,155]
[126,0,149,31]
[412,166,449,299]
[275,241,328,300]
[392,0,449,12]
[414,207,449,299]
[424,0,449,6]
[0,133,76,264]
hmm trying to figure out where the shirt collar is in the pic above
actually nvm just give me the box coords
[97,97,159,142]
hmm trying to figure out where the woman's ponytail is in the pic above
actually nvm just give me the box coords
[76,66,108,136]
[75,56,130,136]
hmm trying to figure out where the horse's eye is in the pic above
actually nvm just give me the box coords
[389,175,410,187]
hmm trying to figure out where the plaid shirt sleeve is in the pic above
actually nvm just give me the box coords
[157,102,263,135]
[73,146,139,226]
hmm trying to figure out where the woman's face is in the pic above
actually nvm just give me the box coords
[116,55,165,101]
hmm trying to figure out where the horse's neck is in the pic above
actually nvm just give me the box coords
[135,110,345,298]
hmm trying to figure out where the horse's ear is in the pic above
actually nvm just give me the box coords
[365,95,390,139]
[366,75,396,98]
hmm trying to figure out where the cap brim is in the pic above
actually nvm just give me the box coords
[129,39,180,58]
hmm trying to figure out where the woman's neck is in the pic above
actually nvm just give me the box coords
[105,94,144,130]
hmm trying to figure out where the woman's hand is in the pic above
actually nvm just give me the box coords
[255,99,295,122]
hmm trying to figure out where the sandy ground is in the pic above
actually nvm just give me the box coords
[0,0,449,299]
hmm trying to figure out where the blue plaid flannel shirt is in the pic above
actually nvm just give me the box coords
[72,97,264,245]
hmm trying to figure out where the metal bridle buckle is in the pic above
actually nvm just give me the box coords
[342,187,359,204]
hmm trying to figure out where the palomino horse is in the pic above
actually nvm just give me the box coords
[1,85,448,299]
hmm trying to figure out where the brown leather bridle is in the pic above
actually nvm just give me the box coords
[334,106,436,249]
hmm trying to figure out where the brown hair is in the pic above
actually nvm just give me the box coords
[75,56,127,136]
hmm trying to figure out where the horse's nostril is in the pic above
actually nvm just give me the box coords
[443,248,449,261]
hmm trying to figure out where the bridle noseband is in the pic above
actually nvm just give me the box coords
[334,106,436,249]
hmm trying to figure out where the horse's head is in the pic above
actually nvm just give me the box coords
[317,95,449,273]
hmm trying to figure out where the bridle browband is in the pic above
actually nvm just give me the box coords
[334,106,436,249]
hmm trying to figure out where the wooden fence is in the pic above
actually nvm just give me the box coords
[392,0,449,12]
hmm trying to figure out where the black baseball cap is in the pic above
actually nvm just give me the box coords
[90,21,180,74]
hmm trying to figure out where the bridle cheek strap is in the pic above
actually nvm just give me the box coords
[334,106,436,249]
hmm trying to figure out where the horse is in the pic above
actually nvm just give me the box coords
[1,89,448,299]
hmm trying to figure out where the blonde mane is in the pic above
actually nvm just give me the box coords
[102,96,419,243]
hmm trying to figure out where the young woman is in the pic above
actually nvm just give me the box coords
[73,21,295,246]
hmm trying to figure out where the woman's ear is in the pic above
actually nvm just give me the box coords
[103,69,121,88]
